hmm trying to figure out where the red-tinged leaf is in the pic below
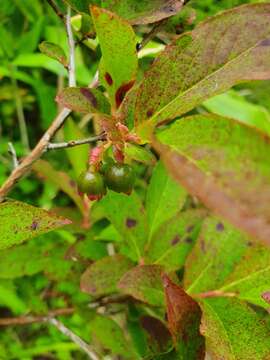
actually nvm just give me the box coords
[135,3,270,137]
[0,200,71,250]
[80,254,134,296]
[118,265,164,306]
[39,41,68,67]
[91,6,138,108]
[55,87,110,114]
[33,159,85,215]
[162,274,205,359]
[155,114,270,247]
[102,0,185,25]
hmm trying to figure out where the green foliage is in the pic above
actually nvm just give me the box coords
[1,0,270,358]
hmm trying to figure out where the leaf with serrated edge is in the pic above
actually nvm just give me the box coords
[155,114,270,246]
[80,254,134,296]
[200,297,270,360]
[135,3,270,137]
[0,200,71,250]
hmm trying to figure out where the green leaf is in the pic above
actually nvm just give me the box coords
[0,200,71,250]
[101,0,184,25]
[203,90,270,136]
[200,297,270,359]
[33,159,85,215]
[80,254,134,296]
[183,216,250,295]
[135,3,270,137]
[118,265,164,306]
[91,6,138,108]
[18,17,44,54]
[156,114,270,246]
[146,161,187,242]
[0,280,27,314]
[124,143,156,165]
[56,87,110,114]
[219,244,270,309]
[64,118,89,178]
[163,275,205,359]
[89,314,137,358]
[98,191,148,261]
[146,209,205,271]
[39,41,68,67]
[64,0,100,13]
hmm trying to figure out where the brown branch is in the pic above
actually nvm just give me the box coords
[46,0,64,20]
[47,133,106,150]
[0,307,74,326]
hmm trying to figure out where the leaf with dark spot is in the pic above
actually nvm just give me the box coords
[0,200,71,250]
[135,4,270,136]
[105,72,113,85]
[39,41,67,67]
[115,80,135,108]
[126,218,137,228]
[163,275,205,358]
[56,87,110,114]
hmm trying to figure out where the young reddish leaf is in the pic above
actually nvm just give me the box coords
[135,3,270,136]
[0,200,71,250]
[183,216,251,295]
[55,87,110,114]
[102,0,185,25]
[33,159,85,215]
[118,265,164,306]
[39,41,68,67]
[200,297,270,359]
[80,254,134,296]
[155,114,270,247]
[162,275,205,359]
[91,6,138,108]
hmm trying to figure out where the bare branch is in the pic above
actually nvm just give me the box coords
[0,108,71,202]
[48,318,100,360]
[0,307,74,326]
[66,6,76,87]
[47,133,105,150]
[8,142,19,169]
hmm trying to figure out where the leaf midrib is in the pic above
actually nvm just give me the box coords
[150,30,270,124]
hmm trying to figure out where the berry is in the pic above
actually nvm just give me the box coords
[105,163,135,194]
[77,169,106,200]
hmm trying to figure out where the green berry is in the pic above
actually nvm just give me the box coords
[105,163,135,194]
[77,170,106,200]
[100,157,115,174]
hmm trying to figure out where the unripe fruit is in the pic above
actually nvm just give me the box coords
[77,170,106,200]
[100,157,115,175]
[105,163,135,194]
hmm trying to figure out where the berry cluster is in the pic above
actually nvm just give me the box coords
[77,159,135,201]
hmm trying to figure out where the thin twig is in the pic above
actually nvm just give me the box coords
[0,308,74,326]
[8,142,19,169]
[48,318,100,360]
[47,133,105,150]
[46,0,64,19]
[66,6,76,87]
[89,70,99,89]
[137,19,168,52]
[0,107,71,202]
